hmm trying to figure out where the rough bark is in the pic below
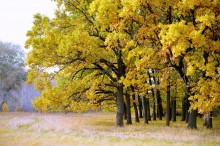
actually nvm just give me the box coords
[185,97,189,123]
[146,98,151,121]
[172,98,176,122]
[138,96,143,118]
[115,50,125,127]
[156,88,163,120]
[153,69,163,120]
[147,71,156,121]
[206,113,213,129]
[142,96,148,124]
[181,99,186,121]
[187,109,197,129]
[204,112,213,129]
[132,94,140,123]
[131,86,139,123]
[124,101,127,120]
[116,84,124,127]
[125,93,132,125]
[152,96,156,121]
[166,79,171,126]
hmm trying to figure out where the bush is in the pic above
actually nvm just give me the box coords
[14,106,21,112]
[2,102,9,112]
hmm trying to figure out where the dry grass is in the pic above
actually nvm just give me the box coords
[0,112,220,146]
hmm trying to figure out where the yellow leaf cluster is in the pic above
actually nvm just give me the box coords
[190,78,220,113]
[2,102,9,112]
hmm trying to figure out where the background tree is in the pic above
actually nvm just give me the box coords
[0,41,26,110]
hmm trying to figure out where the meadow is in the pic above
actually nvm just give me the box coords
[0,112,220,146]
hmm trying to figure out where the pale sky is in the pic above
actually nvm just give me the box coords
[0,0,56,48]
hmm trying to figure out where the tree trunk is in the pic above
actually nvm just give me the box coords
[172,98,176,122]
[172,46,197,128]
[132,94,139,123]
[182,87,190,123]
[125,93,132,125]
[206,112,213,129]
[187,109,197,129]
[157,73,163,119]
[115,50,125,127]
[147,71,156,121]
[204,112,212,129]
[185,98,189,123]
[124,101,127,120]
[154,71,163,120]
[174,56,192,126]
[146,98,151,121]
[156,88,163,120]
[0,102,3,110]
[203,114,207,126]
[142,96,148,124]
[138,96,143,118]
[153,94,156,121]
[170,107,172,121]
[116,84,124,127]
[151,87,156,121]
[166,78,171,126]
[181,99,186,121]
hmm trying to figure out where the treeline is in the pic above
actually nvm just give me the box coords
[0,82,40,112]
[25,0,220,129]
[0,41,40,112]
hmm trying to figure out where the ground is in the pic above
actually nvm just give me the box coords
[0,112,220,146]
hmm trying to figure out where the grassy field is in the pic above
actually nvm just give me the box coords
[0,112,220,146]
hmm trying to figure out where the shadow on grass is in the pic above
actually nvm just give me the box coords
[91,121,115,126]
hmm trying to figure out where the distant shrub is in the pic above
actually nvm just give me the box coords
[2,102,9,112]
[14,106,21,112]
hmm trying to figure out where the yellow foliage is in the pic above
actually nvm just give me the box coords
[2,103,9,112]
[25,0,220,114]
[190,78,220,113]
[32,97,50,112]
[186,65,195,76]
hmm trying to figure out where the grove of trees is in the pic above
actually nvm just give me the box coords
[25,0,220,129]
